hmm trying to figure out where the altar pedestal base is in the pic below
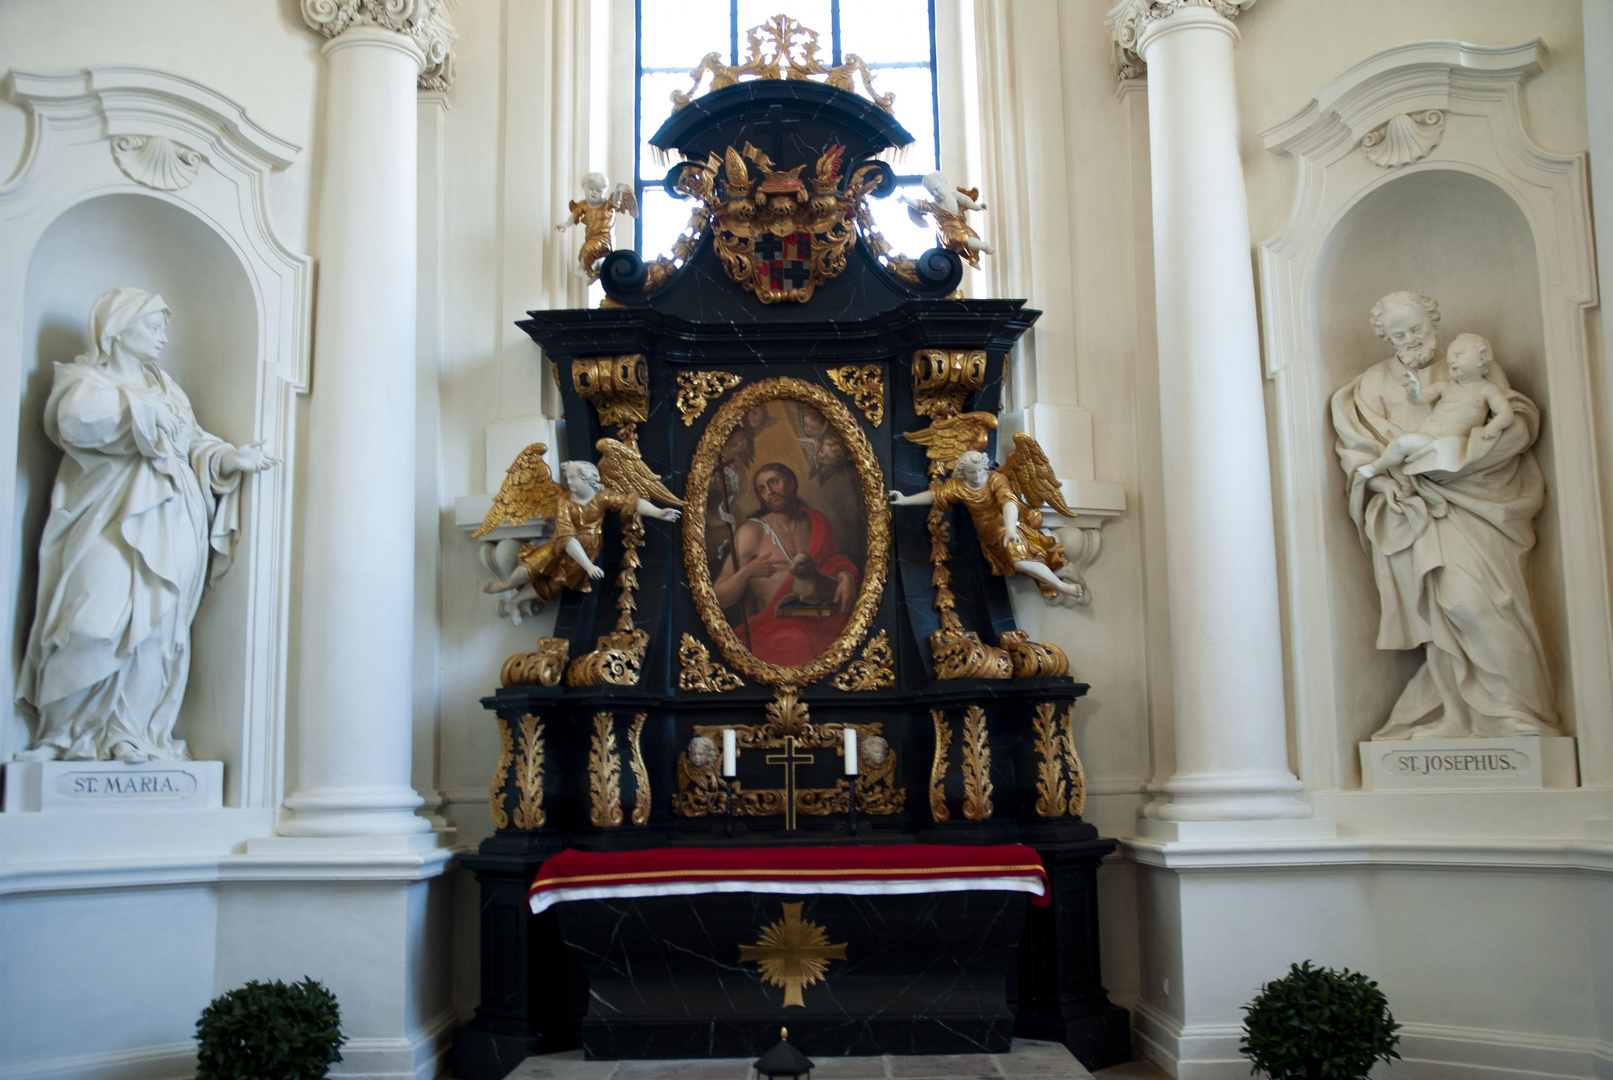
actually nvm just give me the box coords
[559,890,1027,1058]
[450,841,581,1080]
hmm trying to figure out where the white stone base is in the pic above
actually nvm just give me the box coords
[1359,736,1578,791]
[2,760,224,812]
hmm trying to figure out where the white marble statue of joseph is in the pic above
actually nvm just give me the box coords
[15,288,276,763]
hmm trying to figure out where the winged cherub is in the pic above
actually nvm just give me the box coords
[889,434,1083,602]
[898,171,995,266]
[556,172,639,280]
[477,439,683,610]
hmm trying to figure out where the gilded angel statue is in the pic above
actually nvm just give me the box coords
[898,171,995,266]
[478,439,683,613]
[890,432,1084,603]
[556,172,639,280]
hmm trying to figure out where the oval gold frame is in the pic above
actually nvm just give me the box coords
[683,377,892,688]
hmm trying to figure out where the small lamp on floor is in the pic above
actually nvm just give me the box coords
[755,1026,813,1080]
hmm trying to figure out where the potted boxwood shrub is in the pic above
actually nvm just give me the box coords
[1240,961,1401,1080]
[195,977,347,1080]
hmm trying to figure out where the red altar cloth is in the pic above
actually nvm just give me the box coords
[528,843,1049,914]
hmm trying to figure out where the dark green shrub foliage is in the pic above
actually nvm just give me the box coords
[195,977,346,1080]
[1240,961,1401,1080]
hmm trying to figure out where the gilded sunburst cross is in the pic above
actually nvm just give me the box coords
[739,901,848,1007]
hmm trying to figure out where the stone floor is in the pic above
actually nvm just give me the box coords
[503,1039,1172,1080]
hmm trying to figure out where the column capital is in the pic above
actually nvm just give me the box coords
[1105,0,1255,78]
[302,0,458,90]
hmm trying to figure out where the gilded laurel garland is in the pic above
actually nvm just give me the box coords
[513,714,547,829]
[683,379,891,690]
[628,713,651,826]
[960,705,994,821]
[831,630,896,691]
[489,715,514,830]
[926,504,1012,679]
[1032,703,1067,818]
[929,709,952,822]
[589,713,624,828]
[567,509,649,686]
[672,14,894,114]
[675,370,743,427]
[827,365,886,427]
[1063,703,1087,817]
[676,632,744,692]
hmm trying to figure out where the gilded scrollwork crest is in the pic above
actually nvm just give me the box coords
[676,632,744,692]
[676,370,744,427]
[831,630,896,691]
[671,14,894,115]
[827,365,885,427]
[666,144,891,304]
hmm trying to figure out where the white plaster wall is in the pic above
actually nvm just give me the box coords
[0,884,220,1076]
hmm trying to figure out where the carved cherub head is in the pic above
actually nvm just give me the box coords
[581,171,608,204]
[559,460,604,500]
[954,450,991,491]
[860,735,889,768]
[687,735,717,768]
[1445,332,1495,385]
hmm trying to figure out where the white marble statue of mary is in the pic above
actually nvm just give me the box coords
[14,287,277,763]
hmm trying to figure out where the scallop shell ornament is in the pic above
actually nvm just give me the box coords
[1360,111,1445,169]
[111,135,204,191]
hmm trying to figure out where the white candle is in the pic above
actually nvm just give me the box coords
[843,728,858,775]
[722,728,737,778]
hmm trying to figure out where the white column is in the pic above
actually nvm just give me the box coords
[281,19,431,836]
[1117,1,1309,823]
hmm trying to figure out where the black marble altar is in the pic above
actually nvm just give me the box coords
[560,891,1026,1059]
[451,74,1130,1079]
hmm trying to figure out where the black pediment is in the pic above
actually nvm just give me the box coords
[650,79,913,170]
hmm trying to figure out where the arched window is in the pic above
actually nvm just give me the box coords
[632,0,943,262]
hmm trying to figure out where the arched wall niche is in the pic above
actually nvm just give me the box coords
[15,193,259,784]
[0,68,310,811]
[1257,40,1605,795]
[1312,169,1561,755]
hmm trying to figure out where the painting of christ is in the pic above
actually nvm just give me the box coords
[708,401,868,667]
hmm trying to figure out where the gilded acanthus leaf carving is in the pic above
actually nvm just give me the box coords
[513,714,546,829]
[628,713,651,826]
[677,632,744,692]
[589,713,623,828]
[960,705,993,821]
[827,365,885,427]
[929,709,952,823]
[489,715,514,830]
[675,370,743,427]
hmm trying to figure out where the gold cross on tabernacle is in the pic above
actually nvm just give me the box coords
[766,736,814,830]
[739,901,848,1007]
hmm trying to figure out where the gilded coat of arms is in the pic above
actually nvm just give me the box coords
[674,143,888,305]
